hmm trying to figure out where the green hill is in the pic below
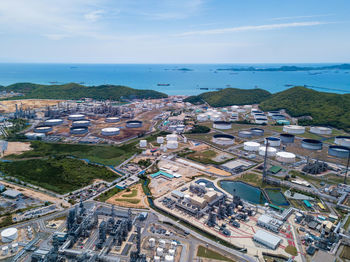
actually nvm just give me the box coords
[184,88,271,107]
[260,86,350,131]
[0,82,167,100]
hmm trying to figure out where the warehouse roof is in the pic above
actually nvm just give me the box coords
[253,230,282,248]
[2,189,22,198]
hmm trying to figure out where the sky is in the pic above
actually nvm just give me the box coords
[0,0,349,63]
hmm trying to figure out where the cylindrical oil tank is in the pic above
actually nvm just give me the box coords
[70,127,88,134]
[231,105,239,111]
[280,133,295,144]
[212,134,235,145]
[1,228,18,242]
[254,113,266,118]
[328,145,350,158]
[126,120,143,128]
[265,137,281,147]
[149,238,155,248]
[68,114,85,121]
[238,130,253,138]
[34,125,53,133]
[244,141,260,151]
[276,152,296,163]
[271,114,286,120]
[250,128,264,136]
[72,120,90,127]
[283,125,305,134]
[301,139,323,150]
[166,134,178,141]
[255,118,268,124]
[44,118,63,126]
[101,127,120,136]
[165,255,174,262]
[166,141,178,149]
[159,239,166,248]
[197,113,208,122]
[11,243,18,252]
[243,105,252,110]
[140,140,147,148]
[251,110,263,114]
[310,126,332,135]
[277,120,290,125]
[211,114,221,121]
[154,256,161,262]
[259,146,277,157]
[268,111,280,116]
[157,137,164,144]
[168,249,175,256]
[171,241,177,248]
[105,117,120,123]
[335,136,350,147]
[213,121,232,129]
[156,247,164,256]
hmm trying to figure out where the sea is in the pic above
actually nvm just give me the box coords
[0,63,349,96]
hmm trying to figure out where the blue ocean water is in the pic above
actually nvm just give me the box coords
[0,63,349,95]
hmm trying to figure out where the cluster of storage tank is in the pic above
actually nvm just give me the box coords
[251,110,268,124]
[67,114,89,135]
[197,109,223,122]
[149,238,177,262]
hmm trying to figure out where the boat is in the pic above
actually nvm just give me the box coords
[157,83,170,86]
[200,88,209,90]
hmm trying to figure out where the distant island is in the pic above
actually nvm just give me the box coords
[217,63,350,72]
[185,86,350,131]
[164,68,193,71]
[0,82,168,101]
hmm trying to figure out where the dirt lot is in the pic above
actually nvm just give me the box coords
[106,184,147,209]
[3,142,32,156]
[0,99,63,113]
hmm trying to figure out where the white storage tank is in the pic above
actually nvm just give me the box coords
[276,152,296,163]
[168,249,176,256]
[259,146,277,157]
[156,247,164,256]
[2,246,8,255]
[11,243,18,252]
[166,134,178,141]
[140,140,147,148]
[334,136,350,147]
[211,114,221,121]
[231,105,239,111]
[101,127,120,136]
[197,113,208,122]
[171,241,177,248]
[283,125,305,134]
[45,118,63,126]
[244,142,260,151]
[1,228,18,243]
[154,256,161,262]
[159,239,166,248]
[105,117,120,123]
[165,255,174,262]
[167,141,178,149]
[310,126,332,135]
[68,114,85,121]
[265,137,281,147]
[157,137,164,144]
[149,238,155,248]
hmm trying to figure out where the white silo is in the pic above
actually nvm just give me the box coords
[139,140,147,148]
[258,146,277,157]
[157,137,164,144]
[159,239,166,248]
[156,247,164,256]
[149,238,155,248]
[166,141,178,149]
[165,255,174,262]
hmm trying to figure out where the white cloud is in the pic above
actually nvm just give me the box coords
[271,14,334,21]
[176,21,328,36]
[84,10,104,22]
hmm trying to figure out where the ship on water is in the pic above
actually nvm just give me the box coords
[157,83,170,86]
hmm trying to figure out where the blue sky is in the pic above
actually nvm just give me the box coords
[0,0,349,63]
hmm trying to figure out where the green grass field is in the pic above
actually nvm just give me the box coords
[122,189,138,198]
[115,198,140,204]
[7,141,141,166]
[96,187,123,202]
[196,245,237,262]
[0,158,120,194]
